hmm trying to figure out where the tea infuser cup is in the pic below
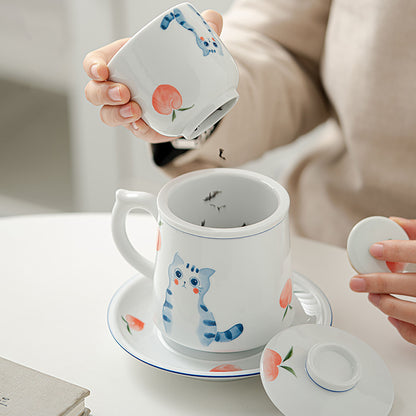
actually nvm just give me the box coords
[108,2,239,140]
[112,168,292,354]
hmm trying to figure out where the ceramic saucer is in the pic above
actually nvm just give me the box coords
[347,216,409,274]
[260,324,394,416]
[107,272,332,380]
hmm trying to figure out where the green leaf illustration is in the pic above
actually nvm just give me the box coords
[280,365,296,377]
[121,315,132,335]
[282,305,289,320]
[172,110,176,121]
[177,104,195,111]
[283,346,293,362]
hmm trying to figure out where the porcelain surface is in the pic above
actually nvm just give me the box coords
[107,272,332,380]
[112,169,293,353]
[260,324,394,416]
[347,216,408,274]
[108,2,239,139]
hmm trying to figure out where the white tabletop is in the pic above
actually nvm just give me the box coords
[0,213,414,415]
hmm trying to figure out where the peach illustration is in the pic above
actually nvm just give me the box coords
[279,278,293,309]
[210,364,242,372]
[263,348,282,381]
[263,347,296,381]
[152,84,194,121]
[122,314,144,334]
[156,227,161,251]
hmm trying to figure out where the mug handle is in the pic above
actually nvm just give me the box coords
[111,189,158,279]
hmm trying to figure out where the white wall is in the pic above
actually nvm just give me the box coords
[0,0,69,93]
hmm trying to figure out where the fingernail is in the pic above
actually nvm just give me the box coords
[350,277,366,292]
[131,121,147,134]
[208,22,219,34]
[389,217,407,227]
[368,293,381,306]
[91,64,100,80]
[369,243,384,259]
[389,216,406,223]
[108,86,122,102]
[120,104,134,118]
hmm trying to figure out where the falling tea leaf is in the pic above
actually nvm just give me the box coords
[209,204,226,211]
[203,190,222,201]
[219,148,226,160]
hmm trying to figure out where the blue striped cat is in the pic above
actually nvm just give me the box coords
[160,6,223,56]
[162,253,243,346]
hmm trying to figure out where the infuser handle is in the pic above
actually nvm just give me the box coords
[111,189,158,279]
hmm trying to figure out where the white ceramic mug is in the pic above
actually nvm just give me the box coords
[112,169,292,353]
[108,2,239,140]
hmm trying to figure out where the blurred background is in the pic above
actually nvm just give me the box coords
[0,0,319,217]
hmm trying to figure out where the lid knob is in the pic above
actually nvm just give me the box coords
[305,343,361,392]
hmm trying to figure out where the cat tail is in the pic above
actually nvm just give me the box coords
[162,289,174,333]
[215,323,244,343]
[197,305,218,346]
[173,8,194,32]
[160,12,175,30]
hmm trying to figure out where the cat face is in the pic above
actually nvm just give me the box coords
[168,253,215,296]
[197,35,221,55]
[196,12,223,56]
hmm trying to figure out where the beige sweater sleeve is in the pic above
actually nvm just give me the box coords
[163,0,331,176]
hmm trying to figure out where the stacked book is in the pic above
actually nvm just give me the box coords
[0,357,90,416]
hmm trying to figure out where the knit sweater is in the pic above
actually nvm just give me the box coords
[157,0,416,247]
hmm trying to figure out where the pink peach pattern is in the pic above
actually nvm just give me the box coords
[263,347,296,381]
[156,228,161,251]
[156,221,162,251]
[152,84,194,121]
[263,349,282,381]
[122,314,145,334]
[279,278,293,320]
[210,364,242,372]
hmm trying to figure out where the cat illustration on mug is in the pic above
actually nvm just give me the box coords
[162,253,244,346]
[160,5,223,56]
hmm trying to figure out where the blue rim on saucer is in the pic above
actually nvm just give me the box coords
[107,271,332,380]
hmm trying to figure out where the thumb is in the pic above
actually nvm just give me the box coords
[201,9,223,36]
[390,217,416,240]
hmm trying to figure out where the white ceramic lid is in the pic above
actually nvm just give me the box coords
[347,216,408,274]
[260,324,394,416]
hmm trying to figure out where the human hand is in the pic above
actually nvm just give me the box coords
[83,10,223,143]
[349,217,416,345]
